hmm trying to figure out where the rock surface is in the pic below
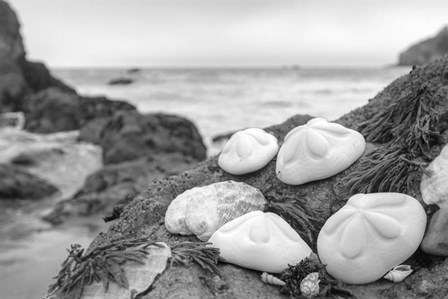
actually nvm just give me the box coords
[0,163,59,200]
[0,1,75,113]
[71,56,448,299]
[22,87,136,133]
[44,153,197,223]
[79,110,207,164]
[399,26,448,66]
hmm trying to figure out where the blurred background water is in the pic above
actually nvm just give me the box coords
[0,66,411,298]
[53,67,411,155]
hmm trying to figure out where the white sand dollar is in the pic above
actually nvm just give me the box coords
[218,128,278,175]
[209,211,312,273]
[276,118,365,185]
[317,193,426,284]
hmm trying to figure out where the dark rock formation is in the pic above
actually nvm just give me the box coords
[22,87,136,133]
[79,110,207,164]
[43,153,197,224]
[399,26,448,66]
[63,56,448,299]
[0,1,75,113]
[0,164,59,200]
[107,77,134,85]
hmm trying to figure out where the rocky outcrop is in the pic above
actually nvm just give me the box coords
[0,164,59,200]
[65,56,448,299]
[0,0,76,113]
[22,87,136,133]
[399,27,448,66]
[44,153,197,223]
[79,110,207,164]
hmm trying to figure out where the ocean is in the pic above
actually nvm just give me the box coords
[0,66,411,298]
[52,67,411,155]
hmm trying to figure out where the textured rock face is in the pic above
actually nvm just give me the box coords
[79,110,207,164]
[0,0,75,113]
[0,164,59,200]
[399,27,448,66]
[76,56,448,299]
[22,87,136,133]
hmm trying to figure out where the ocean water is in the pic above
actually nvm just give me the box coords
[53,67,411,155]
[0,66,412,297]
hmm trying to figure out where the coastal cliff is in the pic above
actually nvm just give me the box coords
[398,26,448,66]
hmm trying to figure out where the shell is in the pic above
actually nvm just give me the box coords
[80,242,171,298]
[317,193,426,284]
[421,143,448,206]
[261,272,286,286]
[300,272,320,297]
[165,181,266,241]
[218,128,278,175]
[275,118,365,185]
[383,265,413,283]
[208,211,312,273]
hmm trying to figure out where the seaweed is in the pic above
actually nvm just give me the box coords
[359,84,440,158]
[170,242,221,275]
[265,200,322,246]
[280,253,353,298]
[47,236,163,299]
[345,147,425,194]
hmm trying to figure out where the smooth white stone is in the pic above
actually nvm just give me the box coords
[209,211,312,273]
[276,118,365,185]
[218,128,278,175]
[421,143,448,207]
[317,193,426,284]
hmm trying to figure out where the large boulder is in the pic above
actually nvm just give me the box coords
[22,87,136,133]
[79,110,207,164]
[0,164,59,200]
[399,26,448,66]
[63,56,448,299]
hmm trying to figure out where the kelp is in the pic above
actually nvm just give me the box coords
[345,147,425,194]
[170,242,221,275]
[347,82,441,194]
[359,84,440,158]
[280,253,353,298]
[265,200,322,246]
[47,236,163,299]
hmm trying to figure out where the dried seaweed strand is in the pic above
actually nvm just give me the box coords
[345,147,423,194]
[265,200,322,245]
[280,253,353,298]
[47,237,163,299]
[170,242,221,275]
[359,84,440,158]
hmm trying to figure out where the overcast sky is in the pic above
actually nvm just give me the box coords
[9,0,448,68]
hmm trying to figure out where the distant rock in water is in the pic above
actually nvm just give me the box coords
[127,68,141,74]
[107,77,134,85]
[0,164,59,200]
[398,26,448,66]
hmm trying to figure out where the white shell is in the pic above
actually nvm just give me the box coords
[261,272,286,286]
[300,272,320,297]
[218,128,278,175]
[383,265,413,283]
[165,181,266,241]
[208,211,312,273]
[317,193,426,284]
[79,242,171,299]
[421,143,448,206]
[276,118,365,185]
